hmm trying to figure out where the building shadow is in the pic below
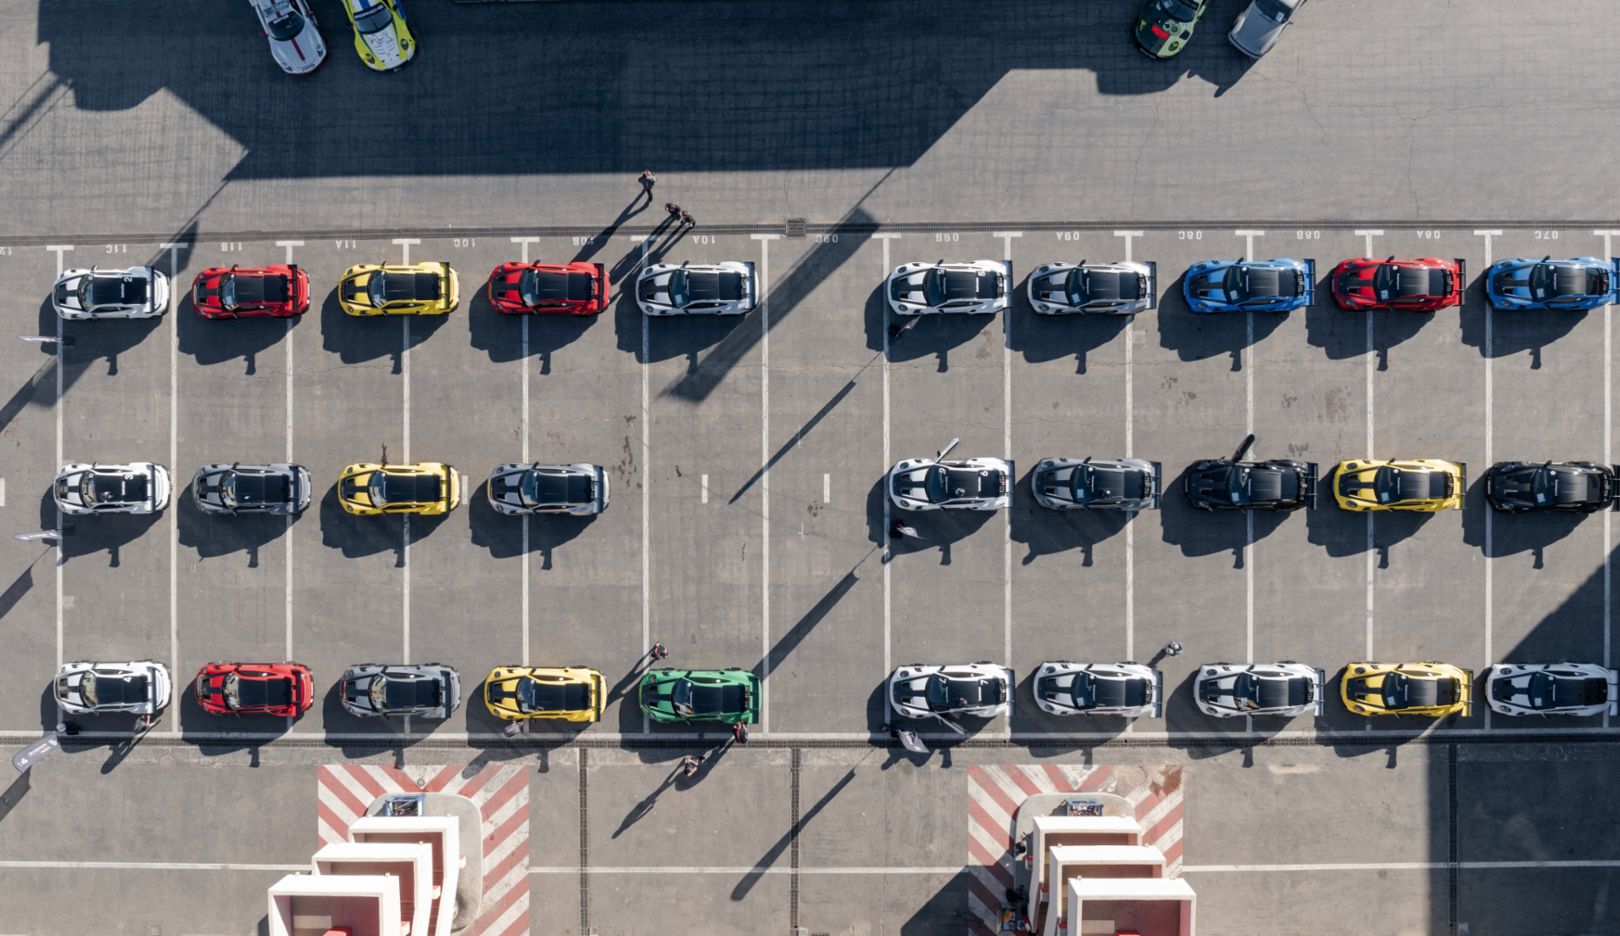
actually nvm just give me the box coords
[0,301,61,435]
[762,567,861,676]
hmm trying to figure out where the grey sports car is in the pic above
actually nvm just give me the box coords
[339,664,461,719]
[486,463,609,516]
[1032,457,1162,511]
[1027,261,1157,315]
[191,463,312,516]
[1228,0,1303,59]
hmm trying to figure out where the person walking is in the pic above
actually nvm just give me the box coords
[732,722,749,744]
[679,755,701,778]
[639,170,656,193]
[679,210,695,229]
[650,641,669,662]
[665,202,682,219]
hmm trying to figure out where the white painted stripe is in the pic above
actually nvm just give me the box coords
[402,314,411,663]
[0,860,305,873]
[1240,231,1258,668]
[475,883,529,934]
[1184,859,1620,873]
[1362,229,1378,672]
[527,865,971,876]
[754,233,779,733]
[1116,231,1136,661]
[999,232,1019,687]
[0,478,5,507]
[823,472,830,504]
[519,236,534,664]
[1476,230,1498,729]
[165,243,180,687]
[392,237,420,265]
[483,831,529,878]
[1604,230,1615,729]
[49,245,69,670]
[701,473,708,504]
[640,239,651,734]
[279,242,299,663]
[321,767,375,823]
[877,233,899,680]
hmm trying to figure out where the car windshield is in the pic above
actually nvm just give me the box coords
[1532,466,1556,505]
[219,274,240,310]
[367,272,391,307]
[924,465,952,503]
[266,5,305,40]
[80,676,99,706]
[354,3,393,34]
[667,270,690,308]
[1373,467,1401,503]
[670,679,696,717]
[1381,673,1409,708]
[1527,671,1558,709]
[921,268,950,307]
[368,677,388,710]
[1253,0,1292,22]
[222,672,241,709]
[1228,466,1251,504]
[219,471,242,508]
[79,474,100,505]
[1065,268,1090,306]
[1223,266,1249,300]
[1069,672,1096,707]
[1070,465,1094,503]
[1157,0,1200,21]
[924,674,955,712]
[1230,673,1260,710]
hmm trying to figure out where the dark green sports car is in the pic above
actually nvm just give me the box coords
[1134,0,1208,58]
[638,667,760,726]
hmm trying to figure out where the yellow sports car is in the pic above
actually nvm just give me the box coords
[1330,458,1464,511]
[483,666,605,723]
[338,262,458,316]
[1341,662,1472,718]
[342,0,416,72]
[337,462,461,516]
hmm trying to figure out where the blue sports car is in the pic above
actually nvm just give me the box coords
[1485,257,1619,311]
[1182,258,1315,313]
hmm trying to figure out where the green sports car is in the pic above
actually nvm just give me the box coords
[638,667,760,726]
[1134,0,1209,59]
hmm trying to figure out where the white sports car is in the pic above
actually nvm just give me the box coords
[55,660,172,717]
[54,462,172,516]
[1027,260,1157,315]
[1195,662,1324,718]
[888,663,1013,722]
[1033,661,1163,718]
[886,260,1009,316]
[1485,662,1619,718]
[637,261,756,316]
[888,438,1011,512]
[250,0,327,75]
[52,266,169,320]
[486,463,609,516]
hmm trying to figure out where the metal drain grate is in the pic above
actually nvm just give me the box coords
[785,218,807,238]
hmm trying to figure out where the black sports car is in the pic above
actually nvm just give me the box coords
[1483,461,1618,513]
[1182,436,1317,511]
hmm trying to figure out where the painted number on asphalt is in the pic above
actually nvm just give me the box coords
[1535,230,1560,240]
[104,244,127,254]
[935,233,959,243]
[571,236,597,247]
[1177,230,1202,240]
[1296,230,1321,240]
[689,234,715,245]
[0,246,11,256]
[333,239,357,249]
[1054,232,1085,241]
[452,238,476,248]
[814,233,839,244]
[1415,230,1441,239]
[220,242,243,252]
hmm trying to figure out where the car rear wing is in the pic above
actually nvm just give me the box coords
[1301,461,1320,509]
[746,260,759,308]
[1143,261,1159,312]
[1300,258,1317,306]
[1607,668,1620,717]
[1610,466,1620,509]
[1456,668,1475,717]
[594,262,607,307]
[1001,259,1014,296]
[1610,259,1620,302]
[1150,667,1165,719]
[1454,462,1468,506]
[1312,668,1326,717]
[1149,461,1164,510]
[1453,259,1468,299]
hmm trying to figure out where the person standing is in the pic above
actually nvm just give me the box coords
[679,210,695,229]
[639,170,656,193]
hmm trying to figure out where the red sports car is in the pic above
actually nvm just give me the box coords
[486,261,607,315]
[190,264,310,319]
[1331,257,1465,312]
[194,662,314,717]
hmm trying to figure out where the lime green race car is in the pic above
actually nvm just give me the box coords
[638,667,760,726]
[1134,0,1209,59]
[343,0,416,72]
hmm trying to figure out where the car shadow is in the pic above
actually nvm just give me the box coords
[1156,276,1288,368]
[1369,511,1435,567]
[176,487,296,564]
[467,480,529,559]
[1009,666,1132,738]
[319,292,452,370]
[64,314,163,381]
[56,505,162,567]
[531,515,598,572]
[649,312,751,381]
[873,479,996,566]
[175,291,298,373]
[1460,306,1587,369]
[466,283,525,364]
[1370,309,1435,371]
[1303,272,1366,360]
[175,678,292,754]
[1160,668,1249,761]
[880,309,998,373]
[317,484,402,560]
[1305,501,1371,557]
[1006,282,1130,373]
[1462,501,1585,564]
[1156,466,1246,563]
[0,298,65,436]
[1008,465,1131,566]
[318,677,422,759]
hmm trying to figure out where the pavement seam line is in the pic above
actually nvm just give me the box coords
[580,746,590,933]
[790,746,801,934]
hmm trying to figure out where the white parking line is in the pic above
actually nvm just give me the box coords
[1603,229,1617,728]
[1183,859,1620,874]
[877,233,900,680]
[823,472,830,504]
[1236,231,1263,665]
[0,860,307,873]
[164,243,181,684]
[700,473,708,504]
[639,237,651,733]
[47,245,70,667]
[521,859,1620,877]
[1476,230,1500,728]
[394,239,418,661]
[1355,231,1382,671]
[997,232,1020,688]
[754,233,780,732]
[1116,231,1141,661]
[528,865,965,876]
[0,478,5,507]
[513,236,538,662]
[276,240,302,661]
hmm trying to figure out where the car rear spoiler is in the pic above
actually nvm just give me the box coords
[594,262,607,307]
[1607,668,1620,717]
[1144,261,1159,312]
[1453,462,1467,506]
[1300,258,1317,306]
[1301,461,1320,509]
[1610,259,1620,302]
[1460,668,1474,716]
[746,260,759,308]
[1312,668,1326,716]
[1151,667,1165,719]
[1454,259,1468,299]
[1002,259,1014,294]
[1611,466,1620,509]
[1149,461,1164,510]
